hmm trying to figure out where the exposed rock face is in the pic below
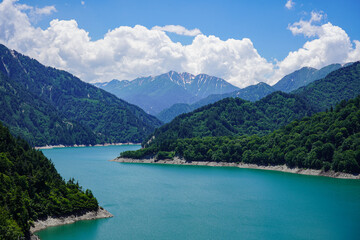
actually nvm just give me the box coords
[94,71,239,115]
[31,207,113,233]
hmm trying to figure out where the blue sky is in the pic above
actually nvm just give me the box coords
[21,0,360,60]
[1,0,360,87]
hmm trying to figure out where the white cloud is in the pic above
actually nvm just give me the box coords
[152,25,201,37]
[15,0,56,23]
[0,0,359,88]
[33,5,56,15]
[81,1,85,6]
[285,0,295,10]
[270,11,360,83]
[288,11,325,37]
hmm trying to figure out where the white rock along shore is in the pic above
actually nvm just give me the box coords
[35,142,140,150]
[30,207,113,234]
[112,157,360,179]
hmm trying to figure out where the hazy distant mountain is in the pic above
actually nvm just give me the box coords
[157,82,275,123]
[94,71,239,115]
[0,44,162,145]
[272,64,342,93]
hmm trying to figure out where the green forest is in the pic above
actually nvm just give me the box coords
[0,71,100,146]
[0,123,99,239]
[121,95,360,174]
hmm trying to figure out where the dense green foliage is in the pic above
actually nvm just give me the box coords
[146,92,314,146]
[0,123,99,239]
[0,71,98,146]
[273,64,342,93]
[0,44,162,145]
[157,82,275,123]
[95,71,239,115]
[122,96,360,174]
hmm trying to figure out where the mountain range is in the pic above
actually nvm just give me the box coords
[0,44,162,146]
[94,71,239,115]
[156,63,345,122]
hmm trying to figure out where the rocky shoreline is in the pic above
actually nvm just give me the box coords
[31,207,113,235]
[35,142,140,150]
[112,157,360,179]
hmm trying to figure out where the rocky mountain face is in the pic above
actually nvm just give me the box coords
[94,71,239,115]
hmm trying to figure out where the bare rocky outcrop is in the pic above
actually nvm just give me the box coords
[31,207,113,234]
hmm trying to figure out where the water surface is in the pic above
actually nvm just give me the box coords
[37,145,360,240]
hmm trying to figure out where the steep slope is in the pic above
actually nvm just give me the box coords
[94,71,239,115]
[143,62,360,147]
[294,61,360,111]
[0,71,98,146]
[273,64,342,92]
[0,122,99,239]
[157,82,275,123]
[122,95,360,175]
[0,44,162,144]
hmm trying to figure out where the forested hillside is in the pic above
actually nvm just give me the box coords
[0,72,98,146]
[0,123,99,239]
[122,96,360,175]
[294,61,360,111]
[145,92,314,146]
[0,44,162,145]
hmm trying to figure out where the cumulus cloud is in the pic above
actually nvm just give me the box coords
[285,0,295,10]
[270,11,360,83]
[0,0,359,88]
[152,25,201,36]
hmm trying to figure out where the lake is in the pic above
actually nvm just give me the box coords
[37,145,360,240]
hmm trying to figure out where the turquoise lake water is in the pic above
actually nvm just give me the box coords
[37,145,360,240]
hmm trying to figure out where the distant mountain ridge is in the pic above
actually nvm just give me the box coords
[0,44,162,145]
[156,63,345,122]
[94,71,239,115]
[272,64,342,92]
